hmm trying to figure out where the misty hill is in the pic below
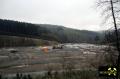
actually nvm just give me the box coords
[38,24,103,43]
[0,19,103,43]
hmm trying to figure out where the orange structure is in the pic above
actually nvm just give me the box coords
[41,47,49,53]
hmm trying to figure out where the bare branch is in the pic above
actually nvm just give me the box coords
[101,6,111,15]
[97,0,110,7]
[115,10,120,13]
[102,13,112,24]
[112,0,119,3]
[118,23,120,25]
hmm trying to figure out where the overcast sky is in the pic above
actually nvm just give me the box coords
[0,0,109,31]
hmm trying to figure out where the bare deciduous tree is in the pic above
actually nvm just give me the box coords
[97,0,120,78]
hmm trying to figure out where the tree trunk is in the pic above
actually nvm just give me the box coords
[110,0,120,78]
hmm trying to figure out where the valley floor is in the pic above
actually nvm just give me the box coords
[0,43,113,76]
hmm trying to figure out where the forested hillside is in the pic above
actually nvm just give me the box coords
[40,25,103,43]
[0,19,58,41]
[0,19,104,47]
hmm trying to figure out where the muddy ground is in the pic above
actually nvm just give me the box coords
[0,43,117,75]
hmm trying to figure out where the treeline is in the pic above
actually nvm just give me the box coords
[0,19,103,45]
[103,30,120,45]
[42,25,103,43]
[0,19,58,41]
[0,35,58,47]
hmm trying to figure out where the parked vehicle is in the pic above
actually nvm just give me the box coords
[52,44,64,49]
[8,48,18,53]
